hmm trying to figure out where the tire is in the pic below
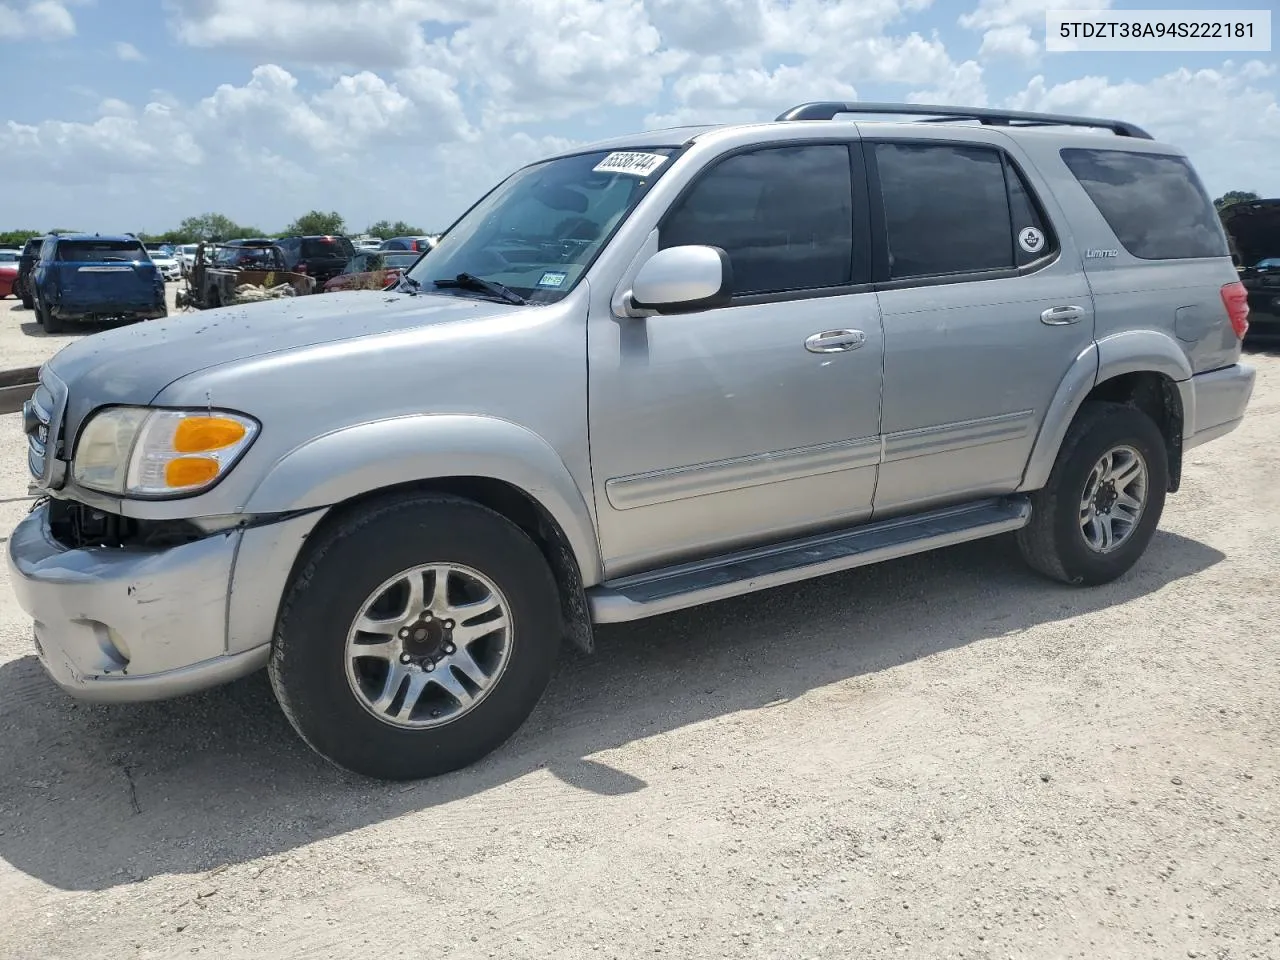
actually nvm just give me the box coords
[35,295,65,333]
[1017,401,1168,585]
[20,295,33,311]
[269,493,562,781]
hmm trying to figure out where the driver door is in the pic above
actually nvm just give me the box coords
[588,141,885,577]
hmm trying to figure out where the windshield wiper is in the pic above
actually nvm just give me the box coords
[398,274,422,295]
[433,273,526,305]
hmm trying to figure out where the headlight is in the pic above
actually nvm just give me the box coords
[73,406,259,497]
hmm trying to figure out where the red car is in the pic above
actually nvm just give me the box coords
[322,251,420,293]
[0,250,19,299]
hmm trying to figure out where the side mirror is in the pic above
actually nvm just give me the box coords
[630,245,732,314]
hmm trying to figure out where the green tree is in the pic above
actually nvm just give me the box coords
[177,212,262,242]
[366,219,424,238]
[284,210,346,236]
[1214,190,1260,212]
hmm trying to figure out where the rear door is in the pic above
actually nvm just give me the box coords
[868,135,1095,516]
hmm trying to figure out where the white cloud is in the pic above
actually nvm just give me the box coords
[1007,61,1280,196]
[959,0,1109,31]
[977,24,1037,61]
[0,0,76,40]
[960,0,1110,60]
[164,0,457,68]
[114,40,144,61]
[2,0,1278,235]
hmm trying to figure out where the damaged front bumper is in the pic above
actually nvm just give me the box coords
[6,500,321,703]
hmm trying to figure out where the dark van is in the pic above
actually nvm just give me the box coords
[275,235,357,289]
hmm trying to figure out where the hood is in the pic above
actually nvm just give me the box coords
[46,290,520,437]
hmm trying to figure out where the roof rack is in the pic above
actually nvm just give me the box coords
[774,101,1153,140]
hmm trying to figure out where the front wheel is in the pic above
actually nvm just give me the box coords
[1017,401,1168,585]
[269,494,562,780]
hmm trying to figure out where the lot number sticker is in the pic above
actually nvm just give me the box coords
[537,271,568,288]
[1018,227,1045,254]
[592,152,668,177]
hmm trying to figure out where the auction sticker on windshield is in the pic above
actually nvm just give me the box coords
[592,152,668,177]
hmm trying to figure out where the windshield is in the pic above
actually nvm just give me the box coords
[405,148,676,304]
[0,251,18,263]
[57,239,148,262]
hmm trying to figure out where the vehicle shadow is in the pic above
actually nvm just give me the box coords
[0,529,1224,891]
[19,318,134,339]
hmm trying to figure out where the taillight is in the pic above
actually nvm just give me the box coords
[1221,281,1249,339]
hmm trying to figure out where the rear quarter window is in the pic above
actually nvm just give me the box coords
[302,238,355,258]
[1060,148,1228,261]
[55,240,148,262]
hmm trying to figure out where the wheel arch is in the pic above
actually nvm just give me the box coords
[1020,331,1192,493]
[244,415,602,653]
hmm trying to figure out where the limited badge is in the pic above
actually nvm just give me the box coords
[1018,227,1045,254]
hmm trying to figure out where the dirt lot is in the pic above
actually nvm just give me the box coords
[0,282,184,369]
[0,342,1277,960]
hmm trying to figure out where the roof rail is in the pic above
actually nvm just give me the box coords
[774,101,1153,139]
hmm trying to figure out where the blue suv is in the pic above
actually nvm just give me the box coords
[31,234,167,333]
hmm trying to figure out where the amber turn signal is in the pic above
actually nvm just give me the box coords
[173,416,248,453]
[165,456,220,488]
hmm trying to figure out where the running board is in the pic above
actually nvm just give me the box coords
[587,496,1032,624]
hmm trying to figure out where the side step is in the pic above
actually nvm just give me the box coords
[587,496,1032,624]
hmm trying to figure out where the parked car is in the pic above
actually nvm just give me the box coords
[145,244,182,281]
[9,102,1256,782]
[28,233,166,332]
[175,243,199,276]
[379,235,437,253]
[13,235,46,310]
[275,235,357,289]
[322,251,420,292]
[1221,198,1280,336]
[0,250,18,299]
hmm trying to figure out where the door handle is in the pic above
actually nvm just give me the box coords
[1041,305,1086,325]
[805,329,866,353]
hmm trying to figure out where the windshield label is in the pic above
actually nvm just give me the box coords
[593,152,668,177]
[537,271,568,288]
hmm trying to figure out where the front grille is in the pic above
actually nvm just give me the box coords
[47,498,207,550]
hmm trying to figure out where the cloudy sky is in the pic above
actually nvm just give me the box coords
[1,0,1277,235]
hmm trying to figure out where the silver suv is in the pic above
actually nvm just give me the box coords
[8,102,1256,780]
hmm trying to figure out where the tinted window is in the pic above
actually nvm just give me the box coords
[1005,163,1057,267]
[1061,148,1228,261]
[302,237,356,258]
[55,239,148,262]
[876,143,1018,279]
[661,144,854,296]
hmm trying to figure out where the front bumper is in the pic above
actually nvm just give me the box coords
[1185,362,1256,450]
[5,501,325,702]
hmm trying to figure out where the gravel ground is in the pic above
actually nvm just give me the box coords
[0,344,1277,960]
[1,282,183,369]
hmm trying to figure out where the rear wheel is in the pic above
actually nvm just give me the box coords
[1017,401,1168,585]
[269,494,563,781]
[34,295,64,333]
[20,295,33,310]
